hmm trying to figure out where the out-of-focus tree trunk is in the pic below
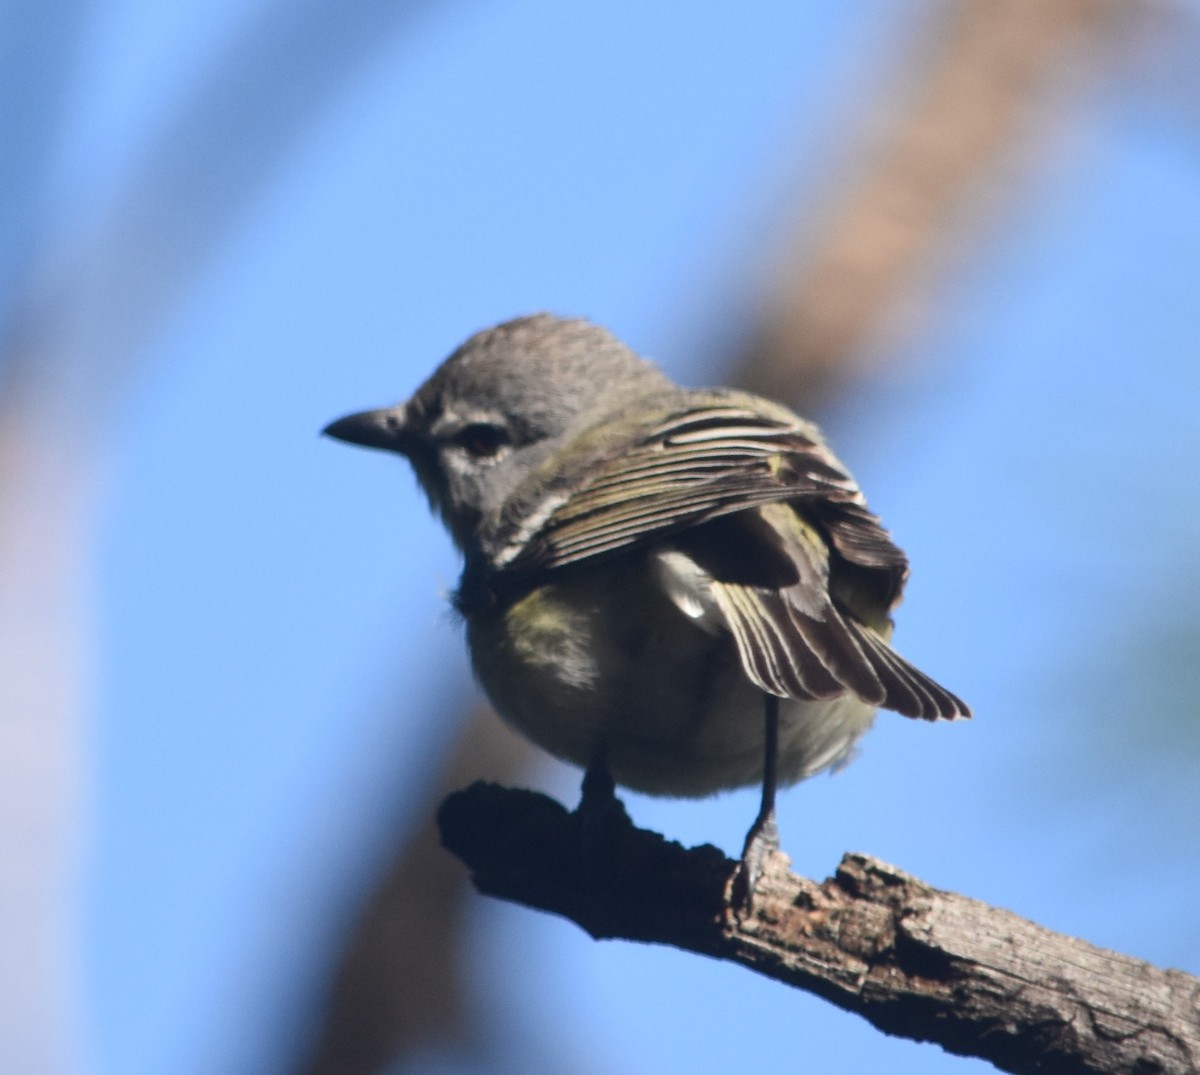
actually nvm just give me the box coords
[0,368,94,1075]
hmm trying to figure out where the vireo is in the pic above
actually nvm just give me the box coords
[325,314,968,890]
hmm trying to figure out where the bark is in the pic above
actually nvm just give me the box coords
[439,781,1200,1075]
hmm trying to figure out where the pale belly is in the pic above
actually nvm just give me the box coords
[465,555,878,798]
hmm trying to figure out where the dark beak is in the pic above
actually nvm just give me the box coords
[323,406,412,453]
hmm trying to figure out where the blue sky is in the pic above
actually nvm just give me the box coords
[4,2,1199,1073]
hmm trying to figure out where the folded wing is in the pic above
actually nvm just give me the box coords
[485,394,969,721]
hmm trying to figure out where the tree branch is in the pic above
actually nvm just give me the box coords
[438,782,1200,1075]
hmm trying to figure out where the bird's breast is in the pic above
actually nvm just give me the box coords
[466,555,719,766]
[463,549,877,797]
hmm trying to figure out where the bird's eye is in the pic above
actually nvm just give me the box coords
[453,423,509,459]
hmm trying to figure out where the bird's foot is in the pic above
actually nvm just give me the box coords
[575,758,632,835]
[733,808,780,912]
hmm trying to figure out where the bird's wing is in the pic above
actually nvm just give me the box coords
[674,506,969,721]
[487,401,905,588]
[483,399,968,721]
[717,582,970,720]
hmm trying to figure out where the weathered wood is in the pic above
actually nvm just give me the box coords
[438,781,1200,1075]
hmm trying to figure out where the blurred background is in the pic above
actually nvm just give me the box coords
[3,1,1199,1072]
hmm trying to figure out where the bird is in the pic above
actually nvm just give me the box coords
[324,313,969,897]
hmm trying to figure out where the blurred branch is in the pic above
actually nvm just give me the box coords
[440,782,1200,1075]
[1,0,434,413]
[733,0,1144,407]
[300,708,537,1075]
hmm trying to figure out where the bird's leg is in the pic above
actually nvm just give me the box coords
[736,692,781,908]
[576,752,631,829]
[579,754,616,811]
[573,753,632,895]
